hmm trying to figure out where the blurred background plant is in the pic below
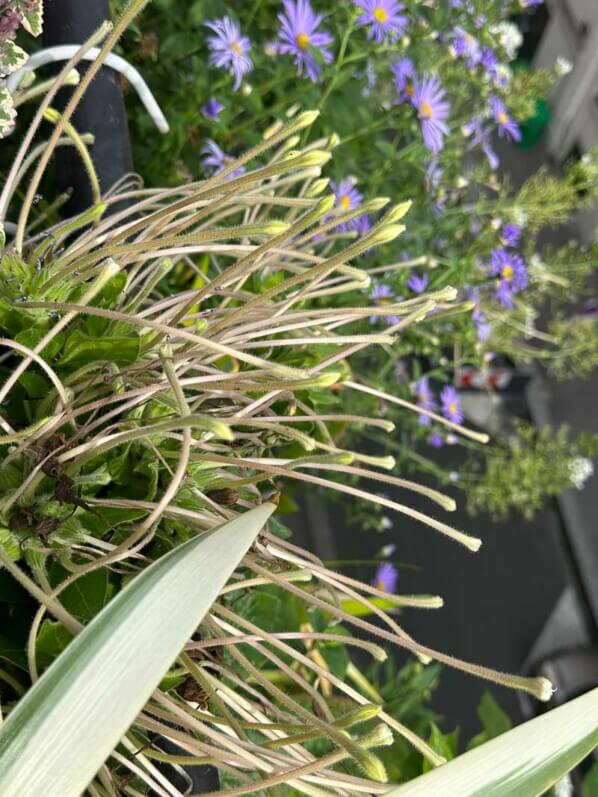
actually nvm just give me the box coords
[1,0,597,792]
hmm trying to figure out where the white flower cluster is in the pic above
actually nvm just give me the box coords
[490,22,523,61]
[555,56,573,76]
[568,456,594,490]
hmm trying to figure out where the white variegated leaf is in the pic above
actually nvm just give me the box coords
[0,502,275,797]
[387,688,598,797]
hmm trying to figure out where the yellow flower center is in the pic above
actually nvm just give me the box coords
[230,40,243,56]
[340,194,352,210]
[373,6,389,23]
[296,32,310,50]
[498,111,509,125]
[405,83,414,97]
[449,402,457,415]
[376,579,387,591]
[420,101,433,119]
[502,264,514,282]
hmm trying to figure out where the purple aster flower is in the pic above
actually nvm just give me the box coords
[466,286,491,341]
[201,97,224,120]
[519,0,544,6]
[413,376,436,426]
[452,27,481,67]
[441,385,463,424]
[472,307,492,342]
[330,178,370,234]
[490,97,521,142]
[394,360,406,383]
[413,75,450,154]
[425,158,443,193]
[355,0,408,44]
[407,271,429,293]
[489,247,528,308]
[200,140,246,179]
[391,57,416,104]
[428,432,444,448]
[277,0,334,82]
[205,17,253,90]
[462,117,499,170]
[369,283,393,324]
[480,46,498,75]
[501,223,521,248]
[373,561,398,593]
[361,59,378,98]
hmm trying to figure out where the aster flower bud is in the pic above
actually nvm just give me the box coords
[362,724,394,750]
[315,371,342,387]
[363,197,391,212]
[304,178,330,197]
[357,750,388,783]
[367,224,406,247]
[245,220,291,236]
[286,149,332,168]
[341,705,382,725]
[383,200,412,224]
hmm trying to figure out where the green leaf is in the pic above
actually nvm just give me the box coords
[386,688,598,797]
[423,724,458,773]
[0,631,28,670]
[0,528,20,561]
[0,502,275,796]
[59,570,115,623]
[583,763,598,797]
[35,621,74,670]
[318,635,349,679]
[59,329,140,367]
[468,692,512,750]
[18,372,50,399]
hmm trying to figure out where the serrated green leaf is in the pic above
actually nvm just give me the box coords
[0,502,275,796]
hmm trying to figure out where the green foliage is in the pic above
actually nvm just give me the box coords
[468,691,512,749]
[584,763,598,797]
[465,422,598,519]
